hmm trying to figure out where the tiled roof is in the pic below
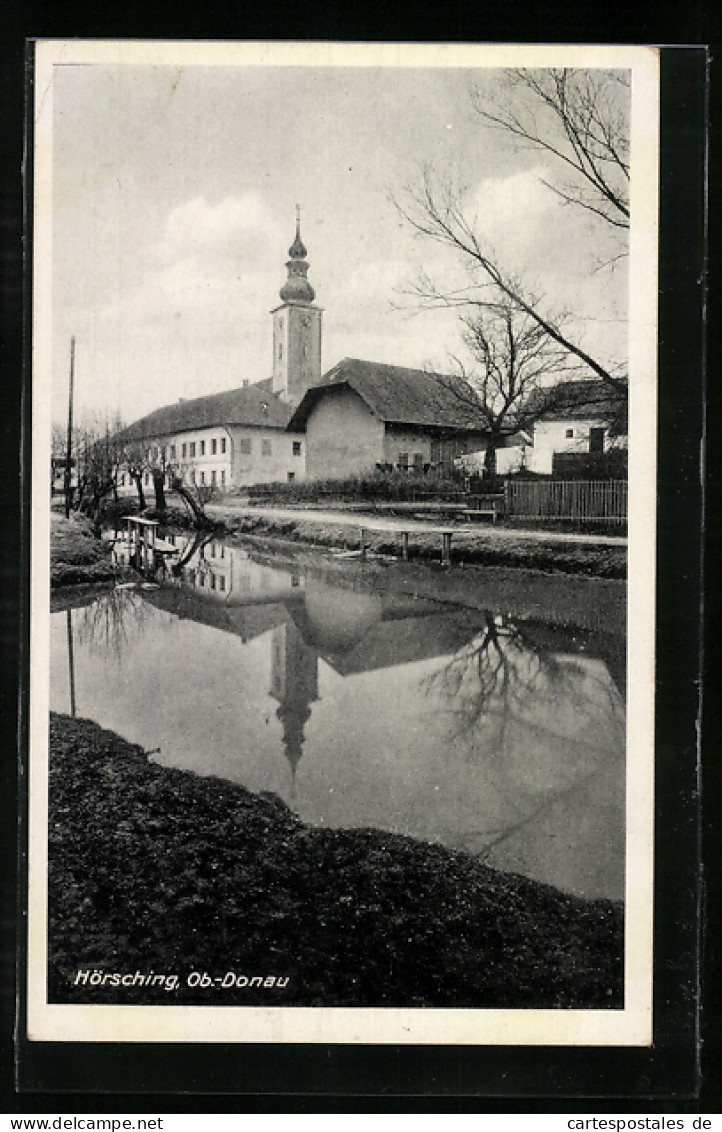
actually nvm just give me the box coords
[525,379,627,422]
[115,383,293,443]
[287,358,488,433]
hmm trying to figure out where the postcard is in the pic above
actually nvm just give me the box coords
[27,40,658,1047]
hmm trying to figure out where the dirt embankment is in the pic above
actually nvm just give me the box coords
[215,510,627,579]
[51,512,118,588]
[49,713,623,1010]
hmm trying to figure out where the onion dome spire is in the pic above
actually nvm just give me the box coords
[280,205,315,303]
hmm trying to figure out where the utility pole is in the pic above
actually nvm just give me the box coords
[64,336,75,519]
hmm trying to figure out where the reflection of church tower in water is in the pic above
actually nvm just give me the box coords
[269,621,319,795]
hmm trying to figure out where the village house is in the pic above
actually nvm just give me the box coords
[115,383,304,493]
[287,357,490,479]
[495,379,628,476]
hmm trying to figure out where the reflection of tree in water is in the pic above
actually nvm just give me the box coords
[423,611,625,862]
[425,611,621,752]
[75,587,149,659]
[170,532,215,587]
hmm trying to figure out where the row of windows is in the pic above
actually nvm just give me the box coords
[187,469,226,487]
[180,437,227,460]
[119,469,228,488]
[145,436,303,462]
[396,452,425,469]
[183,568,227,592]
[238,438,303,457]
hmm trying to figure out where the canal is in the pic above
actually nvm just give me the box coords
[50,532,626,904]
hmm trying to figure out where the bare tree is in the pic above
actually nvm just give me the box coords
[169,468,216,528]
[433,299,572,476]
[121,440,148,511]
[75,425,118,535]
[393,68,630,401]
[471,69,630,232]
[396,167,628,396]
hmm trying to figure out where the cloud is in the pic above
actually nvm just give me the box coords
[155,192,283,269]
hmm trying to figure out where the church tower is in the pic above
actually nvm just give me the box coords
[271,208,323,404]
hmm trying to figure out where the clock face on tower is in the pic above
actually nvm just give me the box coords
[300,314,311,329]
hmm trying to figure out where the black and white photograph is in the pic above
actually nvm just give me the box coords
[27,40,659,1046]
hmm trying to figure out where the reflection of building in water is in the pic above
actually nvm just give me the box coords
[268,622,319,791]
[175,538,305,607]
[290,576,484,676]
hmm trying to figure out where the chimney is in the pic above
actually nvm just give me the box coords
[242,380,250,388]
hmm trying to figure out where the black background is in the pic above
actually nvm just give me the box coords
[0,0,716,1112]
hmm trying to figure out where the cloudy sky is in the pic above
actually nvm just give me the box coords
[44,47,631,428]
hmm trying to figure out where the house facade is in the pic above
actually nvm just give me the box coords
[287,358,490,480]
[115,383,305,493]
[495,380,628,476]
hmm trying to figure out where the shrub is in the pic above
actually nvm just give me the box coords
[247,468,468,504]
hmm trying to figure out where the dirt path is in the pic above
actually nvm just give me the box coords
[207,501,627,547]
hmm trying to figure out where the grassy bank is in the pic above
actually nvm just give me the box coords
[51,511,118,588]
[218,510,627,579]
[49,713,623,1009]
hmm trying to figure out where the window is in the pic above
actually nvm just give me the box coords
[413,452,424,471]
[144,472,150,485]
[200,471,205,486]
[218,576,225,592]
[211,439,217,455]
[211,470,217,486]
[190,470,196,484]
[189,442,196,457]
[262,439,272,457]
[221,438,226,454]
[200,440,205,456]
[565,428,574,439]
[278,341,283,361]
[292,441,302,456]
[240,438,252,455]
[182,443,187,458]
[170,445,176,461]
[210,574,216,591]
[221,470,226,487]
[398,452,409,470]
[287,472,295,482]
[210,543,216,558]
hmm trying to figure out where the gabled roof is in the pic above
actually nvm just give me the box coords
[115,382,292,443]
[525,379,627,423]
[287,358,489,433]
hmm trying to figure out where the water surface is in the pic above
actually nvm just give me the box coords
[51,534,626,901]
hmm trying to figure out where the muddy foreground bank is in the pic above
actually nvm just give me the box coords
[49,713,623,1010]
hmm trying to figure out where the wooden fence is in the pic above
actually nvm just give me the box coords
[504,479,628,524]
